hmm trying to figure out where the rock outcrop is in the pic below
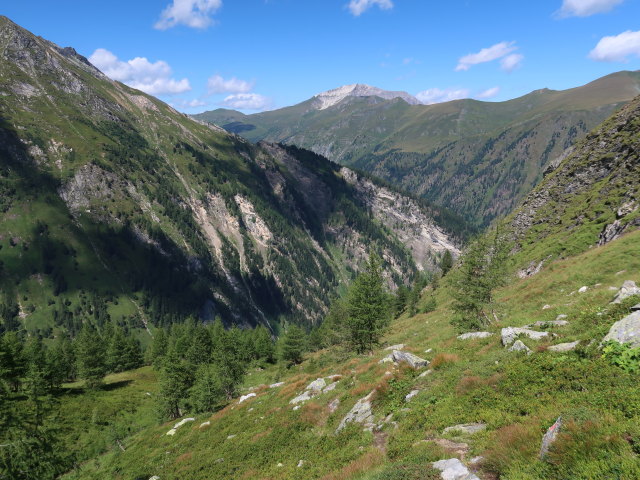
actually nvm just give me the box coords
[432,458,480,480]
[602,311,640,348]
[501,327,550,346]
[611,281,640,304]
[336,391,375,433]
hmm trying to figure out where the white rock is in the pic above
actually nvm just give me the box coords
[392,350,429,368]
[199,421,210,428]
[306,378,327,392]
[385,343,406,351]
[432,458,480,480]
[226,434,236,440]
[501,327,550,346]
[547,341,580,352]
[602,311,640,348]
[290,391,313,405]
[269,382,285,388]
[542,304,551,310]
[166,429,176,436]
[611,280,640,304]
[323,382,338,393]
[529,320,569,328]
[239,393,256,403]
[379,354,394,364]
[424,348,433,354]
[277,463,284,467]
[405,390,420,402]
[578,286,589,293]
[556,314,568,321]
[293,405,301,411]
[149,476,160,480]
[509,340,532,354]
[418,369,433,378]
[328,398,340,413]
[443,423,487,435]
[173,418,195,429]
[457,331,493,340]
[297,460,305,468]
[336,391,375,433]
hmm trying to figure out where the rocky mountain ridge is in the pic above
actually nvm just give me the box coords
[196,71,640,227]
[311,84,421,110]
[0,16,457,334]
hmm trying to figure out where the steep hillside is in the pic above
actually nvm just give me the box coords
[62,226,640,480]
[0,16,458,336]
[509,94,640,274]
[196,72,640,226]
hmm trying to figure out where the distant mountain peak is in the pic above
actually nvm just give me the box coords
[311,83,421,110]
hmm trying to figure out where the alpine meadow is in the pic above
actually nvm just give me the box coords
[1,1,640,479]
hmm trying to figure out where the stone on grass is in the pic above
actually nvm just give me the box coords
[509,340,532,354]
[556,314,568,320]
[443,423,487,436]
[323,382,338,393]
[530,320,569,328]
[306,378,327,392]
[501,327,550,346]
[328,398,340,414]
[547,341,580,352]
[297,460,305,468]
[149,476,160,480]
[239,393,256,404]
[418,369,433,378]
[578,286,589,293]
[432,458,480,480]
[457,332,493,340]
[385,343,405,351]
[166,417,195,436]
[269,382,284,388]
[290,391,313,405]
[602,311,640,348]
[199,421,210,428]
[405,390,420,402]
[611,280,640,304]
[540,416,562,458]
[379,354,394,364]
[336,391,375,433]
[542,304,551,310]
[226,434,236,440]
[392,350,429,368]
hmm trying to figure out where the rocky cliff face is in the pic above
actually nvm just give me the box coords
[0,16,458,333]
[509,95,640,269]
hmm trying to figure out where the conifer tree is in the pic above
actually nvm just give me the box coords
[346,253,391,353]
[0,332,26,392]
[252,325,275,364]
[440,250,454,275]
[279,324,306,365]
[189,364,222,413]
[75,325,106,389]
[156,349,193,420]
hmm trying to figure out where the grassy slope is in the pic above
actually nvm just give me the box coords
[65,230,640,480]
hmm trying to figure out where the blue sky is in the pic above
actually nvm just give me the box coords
[4,0,640,112]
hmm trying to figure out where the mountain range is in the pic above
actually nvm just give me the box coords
[196,71,640,227]
[0,16,457,336]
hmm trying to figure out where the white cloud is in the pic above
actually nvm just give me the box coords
[415,88,470,105]
[179,99,208,108]
[455,41,518,71]
[155,0,222,30]
[589,30,640,61]
[221,93,271,110]
[476,87,501,99]
[558,0,624,17]
[500,53,524,72]
[89,48,191,95]
[347,0,393,16]
[207,74,253,94]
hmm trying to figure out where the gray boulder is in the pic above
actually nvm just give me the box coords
[457,331,493,340]
[442,423,487,436]
[306,378,327,392]
[611,280,640,304]
[336,391,375,433]
[547,341,580,352]
[501,327,550,346]
[432,458,480,480]
[631,303,640,312]
[405,390,420,402]
[391,350,429,368]
[508,340,532,355]
[540,416,562,458]
[602,311,640,348]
